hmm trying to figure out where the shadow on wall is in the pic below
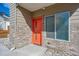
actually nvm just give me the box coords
[17,6,32,30]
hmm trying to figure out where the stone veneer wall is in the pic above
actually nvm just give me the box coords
[32,4,79,56]
[70,8,79,55]
[15,6,32,48]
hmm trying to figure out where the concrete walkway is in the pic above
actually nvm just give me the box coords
[0,44,10,56]
[6,44,47,56]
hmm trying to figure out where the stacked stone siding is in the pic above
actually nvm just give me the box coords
[15,6,32,48]
[70,8,79,55]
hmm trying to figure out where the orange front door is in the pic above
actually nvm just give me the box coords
[32,16,43,45]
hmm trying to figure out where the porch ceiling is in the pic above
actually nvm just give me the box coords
[19,3,55,12]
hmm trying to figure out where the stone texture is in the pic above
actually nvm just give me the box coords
[42,5,79,56]
[15,6,32,48]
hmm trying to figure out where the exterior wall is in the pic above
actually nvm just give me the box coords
[15,6,32,48]
[7,3,16,49]
[32,4,79,55]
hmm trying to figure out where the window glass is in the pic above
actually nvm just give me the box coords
[44,11,69,41]
[56,12,69,41]
[45,16,55,38]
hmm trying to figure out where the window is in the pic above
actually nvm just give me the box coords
[55,12,69,41]
[44,11,70,41]
[45,16,55,39]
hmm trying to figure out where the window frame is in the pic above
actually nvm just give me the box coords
[43,11,70,42]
